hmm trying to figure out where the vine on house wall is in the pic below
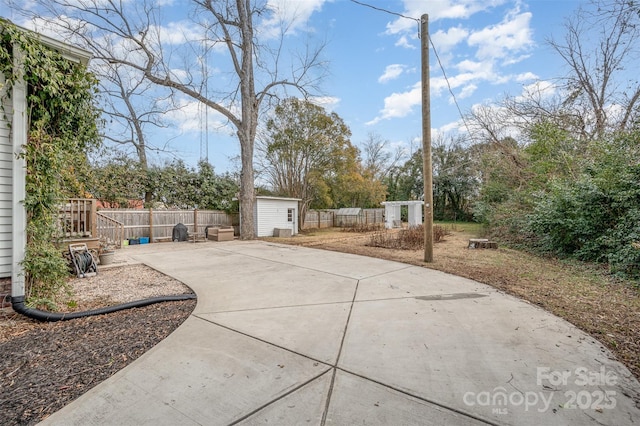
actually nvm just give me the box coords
[1,20,101,305]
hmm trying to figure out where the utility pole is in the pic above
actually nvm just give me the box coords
[421,14,434,263]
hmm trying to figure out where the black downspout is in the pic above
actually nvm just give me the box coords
[11,294,196,322]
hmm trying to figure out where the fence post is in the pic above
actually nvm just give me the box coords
[194,209,198,234]
[149,208,154,243]
[90,199,97,237]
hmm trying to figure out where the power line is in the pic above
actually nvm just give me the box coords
[428,38,474,138]
[349,0,419,23]
[349,1,474,140]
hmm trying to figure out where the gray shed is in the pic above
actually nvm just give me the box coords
[335,207,363,227]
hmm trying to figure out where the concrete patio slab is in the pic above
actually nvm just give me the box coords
[340,292,639,425]
[238,370,333,425]
[139,247,358,314]
[218,241,410,280]
[200,302,352,364]
[40,240,640,425]
[325,370,487,425]
[356,265,499,301]
[42,316,330,425]
[41,374,201,426]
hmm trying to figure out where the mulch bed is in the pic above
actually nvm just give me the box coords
[0,299,195,426]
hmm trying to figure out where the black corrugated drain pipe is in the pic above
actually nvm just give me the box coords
[11,294,197,322]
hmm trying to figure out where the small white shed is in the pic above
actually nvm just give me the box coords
[254,196,301,237]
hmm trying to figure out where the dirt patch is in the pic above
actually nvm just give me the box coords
[266,227,640,381]
[0,265,195,426]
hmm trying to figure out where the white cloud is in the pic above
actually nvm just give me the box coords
[395,35,417,49]
[502,53,531,66]
[164,97,233,135]
[22,14,195,71]
[310,96,340,111]
[21,15,81,42]
[367,81,421,125]
[431,70,494,97]
[154,21,201,46]
[437,120,466,135]
[385,0,510,35]
[169,68,189,82]
[261,0,327,38]
[368,52,505,125]
[379,64,406,83]
[430,25,469,53]
[368,3,541,128]
[455,59,487,73]
[516,80,557,102]
[362,2,536,120]
[458,83,477,99]
[515,72,538,82]
[468,10,534,61]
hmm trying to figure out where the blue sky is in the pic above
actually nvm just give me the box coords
[1,0,583,174]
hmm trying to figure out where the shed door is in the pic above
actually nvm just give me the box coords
[287,208,296,234]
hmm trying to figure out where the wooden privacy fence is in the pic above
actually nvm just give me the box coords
[99,209,238,242]
[303,210,335,229]
[363,208,384,224]
[98,208,384,239]
[302,209,384,230]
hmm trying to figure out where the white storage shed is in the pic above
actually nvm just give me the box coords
[254,196,301,237]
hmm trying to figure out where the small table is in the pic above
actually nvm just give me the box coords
[190,232,207,243]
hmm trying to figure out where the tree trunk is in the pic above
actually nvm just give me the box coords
[237,0,256,240]
[298,200,310,232]
[238,131,256,239]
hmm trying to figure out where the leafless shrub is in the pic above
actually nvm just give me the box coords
[433,225,450,243]
[341,223,384,233]
[367,230,398,248]
[366,225,451,250]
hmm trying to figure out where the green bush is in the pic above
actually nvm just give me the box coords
[1,21,101,302]
[527,162,640,279]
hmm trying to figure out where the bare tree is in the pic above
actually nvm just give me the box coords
[97,62,178,204]
[361,132,405,181]
[465,0,640,147]
[6,2,181,206]
[257,98,353,229]
[548,0,640,138]
[12,0,327,238]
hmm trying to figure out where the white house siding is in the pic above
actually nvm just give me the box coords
[0,74,13,278]
[254,197,299,237]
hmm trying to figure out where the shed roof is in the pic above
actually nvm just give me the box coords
[256,196,301,202]
[336,207,362,216]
